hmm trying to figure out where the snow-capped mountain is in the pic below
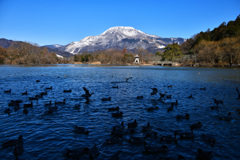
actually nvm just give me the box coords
[62,26,185,54]
[44,44,63,49]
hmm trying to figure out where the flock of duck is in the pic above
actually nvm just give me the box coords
[1,76,240,160]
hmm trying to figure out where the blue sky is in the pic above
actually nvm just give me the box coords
[0,0,239,46]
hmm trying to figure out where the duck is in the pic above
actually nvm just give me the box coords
[89,144,99,159]
[167,103,174,112]
[111,122,128,137]
[40,91,47,96]
[4,108,11,114]
[45,101,52,107]
[63,89,72,93]
[108,106,119,112]
[150,88,158,95]
[82,87,94,98]
[73,125,89,135]
[29,95,39,101]
[112,85,118,89]
[23,108,28,115]
[190,122,203,132]
[172,100,179,105]
[112,112,123,118]
[201,134,216,147]
[213,98,223,105]
[36,80,40,82]
[9,100,22,105]
[64,147,89,159]
[236,87,240,99]
[188,94,193,99]
[159,92,166,98]
[147,106,159,112]
[55,99,66,105]
[218,112,233,122]
[167,85,172,88]
[24,102,33,108]
[136,96,144,99]
[128,119,137,128]
[46,86,52,90]
[116,121,124,129]
[210,105,219,110]
[4,89,11,93]
[142,144,168,154]
[101,97,111,101]
[2,135,23,148]
[200,87,206,90]
[13,141,24,159]
[125,77,133,82]
[21,91,28,95]
[142,122,151,132]
[196,148,213,160]
[44,107,54,115]
[176,113,190,120]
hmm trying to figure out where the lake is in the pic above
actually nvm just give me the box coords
[0,65,240,160]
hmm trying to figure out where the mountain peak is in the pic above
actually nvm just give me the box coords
[107,26,135,30]
[100,26,146,38]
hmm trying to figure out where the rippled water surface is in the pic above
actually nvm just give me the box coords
[0,65,240,160]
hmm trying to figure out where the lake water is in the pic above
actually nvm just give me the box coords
[0,65,240,160]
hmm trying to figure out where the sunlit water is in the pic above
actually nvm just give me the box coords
[0,65,240,160]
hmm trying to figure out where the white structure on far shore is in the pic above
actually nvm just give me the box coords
[134,54,140,64]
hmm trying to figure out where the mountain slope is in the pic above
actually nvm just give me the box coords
[0,38,14,48]
[62,26,185,54]
[0,38,72,57]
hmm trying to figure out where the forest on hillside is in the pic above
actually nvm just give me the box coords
[179,15,240,67]
[0,42,71,65]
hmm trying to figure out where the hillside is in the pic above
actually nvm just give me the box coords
[0,41,71,64]
[180,15,240,67]
[0,38,72,58]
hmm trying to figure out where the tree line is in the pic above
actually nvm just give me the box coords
[173,15,240,67]
[73,48,159,64]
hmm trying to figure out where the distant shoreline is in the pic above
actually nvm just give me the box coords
[1,63,240,69]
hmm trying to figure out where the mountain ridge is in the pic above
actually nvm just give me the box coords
[0,38,72,57]
[61,26,185,54]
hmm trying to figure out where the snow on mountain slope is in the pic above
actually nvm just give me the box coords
[62,26,185,54]
[44,44,63,49]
